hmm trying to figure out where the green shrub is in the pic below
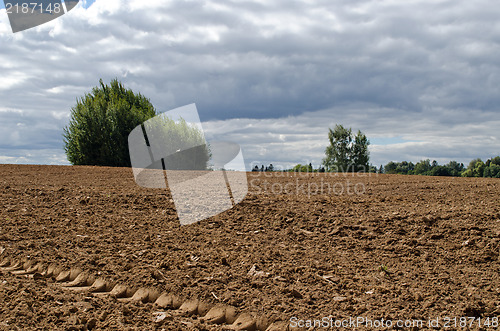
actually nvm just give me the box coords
[461,169,473,177]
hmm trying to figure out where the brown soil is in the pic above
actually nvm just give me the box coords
[0,164,499,330]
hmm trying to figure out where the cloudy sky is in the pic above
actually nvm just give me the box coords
[0,0,499,169]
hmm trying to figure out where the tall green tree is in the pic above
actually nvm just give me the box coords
[322,124,370,172]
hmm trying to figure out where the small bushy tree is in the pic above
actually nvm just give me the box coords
[480,157,499,178]
[414,159,432,175]
[292,164,312,172]
[63,79,157,167]
[384,161,397,174]
[468,159,486,177]
[445,161,465,177]
[396,161,415,175]
[483,164,500,178]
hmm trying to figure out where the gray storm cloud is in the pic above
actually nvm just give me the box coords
[0,0,499,165]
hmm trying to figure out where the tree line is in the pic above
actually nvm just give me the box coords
[261,122,499,178]
[381,157,500,178]
[252,163,328,173]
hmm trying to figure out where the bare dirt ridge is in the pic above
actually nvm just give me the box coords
[0,255,274,330]
[0,164,499,330]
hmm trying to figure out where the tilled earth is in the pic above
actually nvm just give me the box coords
[0,164,499,330]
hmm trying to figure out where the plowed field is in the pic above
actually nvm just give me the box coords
[0,164,499,330]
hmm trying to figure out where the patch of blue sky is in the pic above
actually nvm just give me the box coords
[79,0,94,8]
